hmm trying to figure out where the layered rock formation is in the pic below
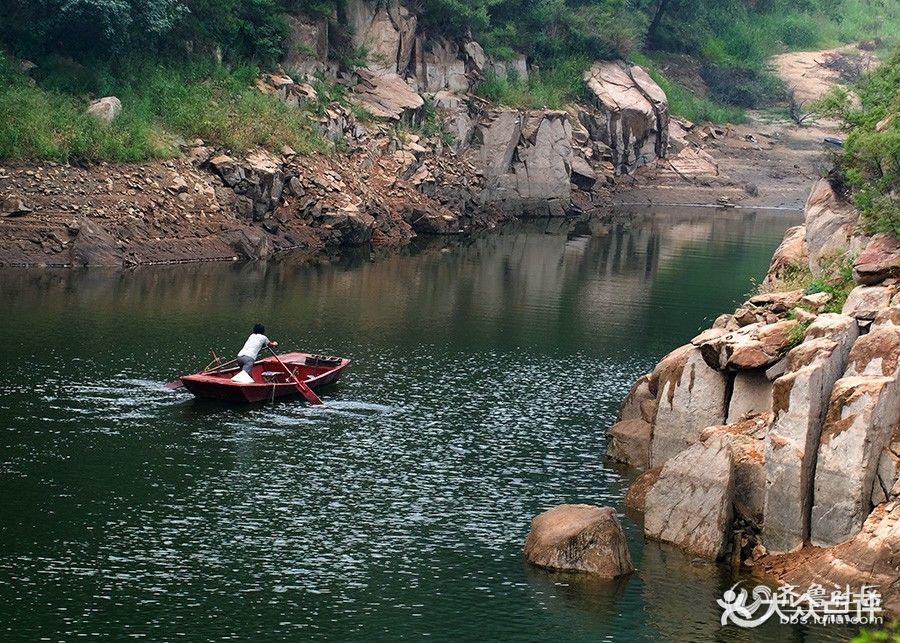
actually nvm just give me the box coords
[608,177,900,612]
[0,134,469,266]
[278,1,670,215]
[644,435,735,559]
[583,61,670,174]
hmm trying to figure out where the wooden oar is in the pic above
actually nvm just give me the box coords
[268,347,323,405]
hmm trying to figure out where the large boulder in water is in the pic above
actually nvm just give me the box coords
[582,60,669,175]
[523,504,634,577]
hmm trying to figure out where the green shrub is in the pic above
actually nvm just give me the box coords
[474,56,589,109]
[820,45,900,235]
[774,14,823,49]
[806,254,856,313]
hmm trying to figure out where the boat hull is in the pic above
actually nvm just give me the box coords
[178,352,349,403]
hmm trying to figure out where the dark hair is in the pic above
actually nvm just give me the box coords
[253,323,265,335]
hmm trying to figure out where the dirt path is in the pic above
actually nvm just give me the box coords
[612,45,877,211]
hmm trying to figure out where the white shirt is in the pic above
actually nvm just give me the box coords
[238,333,270,359]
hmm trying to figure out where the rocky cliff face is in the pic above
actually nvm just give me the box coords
[280,1,669,213]
[609,178,900,613]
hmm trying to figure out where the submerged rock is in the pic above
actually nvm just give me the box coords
[523,504,634,577]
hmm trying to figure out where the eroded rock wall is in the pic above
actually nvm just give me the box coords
[607,178,900,599]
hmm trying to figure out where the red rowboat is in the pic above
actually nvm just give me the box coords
[177,352,350,403]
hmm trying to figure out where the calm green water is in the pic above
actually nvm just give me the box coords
[0,208,853,641]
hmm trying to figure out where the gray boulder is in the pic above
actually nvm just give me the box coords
[352,72,424,122]
[650,345,728,466]
[811,325,900,546]
[842,285,896,321]
[644,435,735,559]
[762,318,857,553]
[804,179,857,277]
[471,110,573,216]
[87,96,122,125]
[582,61,669,174]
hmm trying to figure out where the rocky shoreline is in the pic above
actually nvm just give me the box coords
[0,63,664,267]
[1,0,861,268]
[607,178,900,615]
[0,0,676,269]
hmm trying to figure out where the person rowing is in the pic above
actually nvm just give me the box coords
[236,323,279,375]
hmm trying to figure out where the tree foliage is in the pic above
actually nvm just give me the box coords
[2,0,897,69]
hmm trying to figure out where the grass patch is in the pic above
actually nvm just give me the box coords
[393,96,455,148]
[474,57,589,109]
[758,254,855,315]
[0,53,329,162]
[786,318,811,347]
